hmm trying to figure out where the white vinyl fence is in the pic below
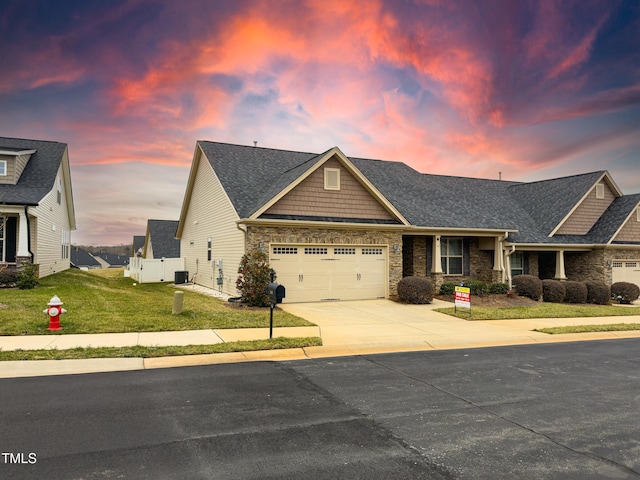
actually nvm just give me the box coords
[129,257,185,283]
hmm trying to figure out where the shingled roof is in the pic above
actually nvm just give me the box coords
[196,141,637,246]
[0,137,68,205]
[146,219,180,258]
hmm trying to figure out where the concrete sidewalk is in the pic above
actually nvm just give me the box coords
[1,298,640,378]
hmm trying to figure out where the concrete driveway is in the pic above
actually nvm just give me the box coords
[279,298,640,353]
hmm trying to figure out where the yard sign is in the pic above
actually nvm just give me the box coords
[454,285,471,315]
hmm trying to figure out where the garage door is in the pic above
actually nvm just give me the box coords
[270,244,387,302]
[612,260,640,287]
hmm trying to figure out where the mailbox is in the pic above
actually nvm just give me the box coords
[267,282,285,304]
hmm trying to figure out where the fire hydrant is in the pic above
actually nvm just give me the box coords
[43,295,66,331]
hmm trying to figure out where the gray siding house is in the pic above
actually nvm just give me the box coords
[177,141,640,303]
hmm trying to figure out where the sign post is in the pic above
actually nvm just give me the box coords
[454,285,471,317]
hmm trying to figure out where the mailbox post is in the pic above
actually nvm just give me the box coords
[267,282,286,338]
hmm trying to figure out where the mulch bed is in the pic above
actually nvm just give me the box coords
[435,294,540,307]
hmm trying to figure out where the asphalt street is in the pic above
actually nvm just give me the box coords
[1,338,639,479]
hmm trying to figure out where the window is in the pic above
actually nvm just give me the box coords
[273,246,298,255]
[56,177,62,204]
[596,184,604,199]
[0,160,6,176]
[304,247,328,255]
[207,237,212,262]
[324,168,340,190]
[334,247,356,255]
[511,251,524,277]
[362,247,383,255]
[61,229,70,259]
[440,238,463,275]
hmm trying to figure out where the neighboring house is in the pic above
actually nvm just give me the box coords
[132,235,145,257]
[177,141,640,303]
[93,253,129,268]
[142,220,180,259]
[0,136,76,278]
[70,247,101,270]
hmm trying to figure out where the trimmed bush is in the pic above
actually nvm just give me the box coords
[16,264,40,290]
[489,282,509,294]
[512,275,542,301]
[465,279,489,296]
[439,282,456,296]
[611,282,640,304]
[585,281,610,305]
[398,276,433,304]
[542,279,566,303]
[564,281,587,304]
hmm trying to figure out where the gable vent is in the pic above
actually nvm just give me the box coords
[596,184,605,199]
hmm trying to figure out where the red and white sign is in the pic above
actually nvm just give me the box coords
[454,286,471,309]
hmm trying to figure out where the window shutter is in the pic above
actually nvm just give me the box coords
[463,238,470,276]
[6,216,17,263]
[426,237,433,276]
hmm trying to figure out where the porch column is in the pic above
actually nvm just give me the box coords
[17,211,31,259]
[492,237,504,283]
[555,250,567,280]
[432,235,442,273]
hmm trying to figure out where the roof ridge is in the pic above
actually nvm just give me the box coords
[509,170,605,187]
[197,140,318,157]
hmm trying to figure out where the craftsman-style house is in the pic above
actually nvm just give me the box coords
[177,141,640,303]
[0,137,76,278]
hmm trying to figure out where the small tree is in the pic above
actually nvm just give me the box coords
[236,249,271,306]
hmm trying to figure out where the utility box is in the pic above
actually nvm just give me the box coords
[267,282,285,304]
[174,271,189,284]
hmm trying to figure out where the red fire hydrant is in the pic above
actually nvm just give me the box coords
[43,295,66,331]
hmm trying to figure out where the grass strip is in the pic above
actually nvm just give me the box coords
[534,324,640,335]
[0,337,322,361]
[434,303,640,320]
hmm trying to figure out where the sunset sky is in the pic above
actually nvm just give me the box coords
[1,0,639,246]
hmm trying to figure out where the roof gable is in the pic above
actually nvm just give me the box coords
[0,136,76,229]
[145,219,180,258]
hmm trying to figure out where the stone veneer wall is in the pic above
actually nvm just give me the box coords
[412,237,427,277]
[246,225,404,296]
[565,250,606,283]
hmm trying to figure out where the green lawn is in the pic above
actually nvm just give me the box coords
[535,324,640,335]
[0,269,313,335]
[0,337,323,361]
[434,302,640,320]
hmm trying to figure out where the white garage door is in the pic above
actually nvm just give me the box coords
[612,260,640,287]
[270,244,387,302]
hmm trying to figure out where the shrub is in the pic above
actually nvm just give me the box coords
[465,279,489,296]
[439,282,456,296]
[611,282,640,304]
[564,281,587,304]
[585,281,610,305]
[512,275,542,301]
[16,263,40,290]
[542,279,565,303]
[236,250,271,307]
[489,282,509,294]
[397,276,433,304]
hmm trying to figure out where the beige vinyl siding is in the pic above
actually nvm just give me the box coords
[263,157,395,221]
[30,164,72,277]
[180,151,245,296]
[146,240,155,259]
[556,182,616,235]
[613,208,640,243]
[0,154,15,184]
[0,153,32,184]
